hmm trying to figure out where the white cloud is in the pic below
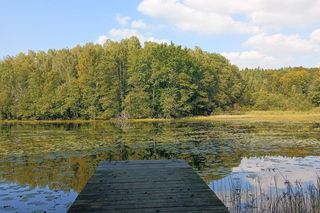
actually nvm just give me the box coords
[96,35,109,45]
[244,29,320,58]
[96,28,168,45]
[187,0,320,26]
[224,49,317,69]
[244,33,313,56]
[104,2,320,68]
[108,28,139,38]
[223,28,320,68]
[116,14,131,26]
[246,0,320,27]
[137,0,260,34]
[97,14,168,46]
[222,51,279,68]
[131,20,147,29]
[138,0,320,34]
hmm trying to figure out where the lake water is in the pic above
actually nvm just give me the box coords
[0,120,320,212]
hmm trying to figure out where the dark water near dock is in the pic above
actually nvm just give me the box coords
[0,120,320,212]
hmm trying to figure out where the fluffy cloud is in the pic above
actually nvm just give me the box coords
[138,0,259,34]
[138,0,320,33]
[97,14,168,45]
[96,35,109,45]
[222,51,279,68]
[96,28,168,44]
[116,14,131,26]
[131,20,147,29]
[244,33,313,55]
[223,28,320,68]
[109,1,320,68]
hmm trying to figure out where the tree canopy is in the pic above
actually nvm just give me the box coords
[241,67,320,111]
[0,37,243,120]
[0,37,319,120]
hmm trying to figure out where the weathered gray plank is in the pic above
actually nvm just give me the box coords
[97,160,189,170]
[69,206,227,213]
[68,160,228,212]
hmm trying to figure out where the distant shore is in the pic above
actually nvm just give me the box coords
[1,110,320,124]
[180,110,320,122]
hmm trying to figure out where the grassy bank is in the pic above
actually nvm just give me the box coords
[181,110,320,122]
[129,109,320,123]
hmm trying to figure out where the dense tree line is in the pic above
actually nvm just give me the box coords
[0,37,243,119]
[1,37,320,120]
[241,67,320,111]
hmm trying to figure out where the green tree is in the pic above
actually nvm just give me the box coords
[124,87,152,118]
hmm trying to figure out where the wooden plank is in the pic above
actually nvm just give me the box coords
[97,160,189,170]
[69,206,227,213]
[68,160,229,212]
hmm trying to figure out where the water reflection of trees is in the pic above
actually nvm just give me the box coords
[0,154,103,192]
[0,121,319,193]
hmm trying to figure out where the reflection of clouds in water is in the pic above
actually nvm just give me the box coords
[209,156,320,212]
[1,121,320,212]
[211,156,320,192]
[230,156,320,189]
[0,180,77,213]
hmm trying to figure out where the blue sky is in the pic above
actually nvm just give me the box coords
[1,0,320,68]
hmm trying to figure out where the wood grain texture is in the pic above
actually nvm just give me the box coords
[68,160,229,212]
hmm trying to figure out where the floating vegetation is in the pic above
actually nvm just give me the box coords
[0,120,320,212]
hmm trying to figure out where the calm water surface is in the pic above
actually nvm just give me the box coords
[0,120,319,212]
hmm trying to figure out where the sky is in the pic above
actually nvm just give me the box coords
[1,0,320,68]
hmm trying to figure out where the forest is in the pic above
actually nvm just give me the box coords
[0,37,319,120]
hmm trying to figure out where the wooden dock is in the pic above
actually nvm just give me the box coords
[68,160,228,212]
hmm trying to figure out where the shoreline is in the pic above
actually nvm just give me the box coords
[1,110,320,124]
